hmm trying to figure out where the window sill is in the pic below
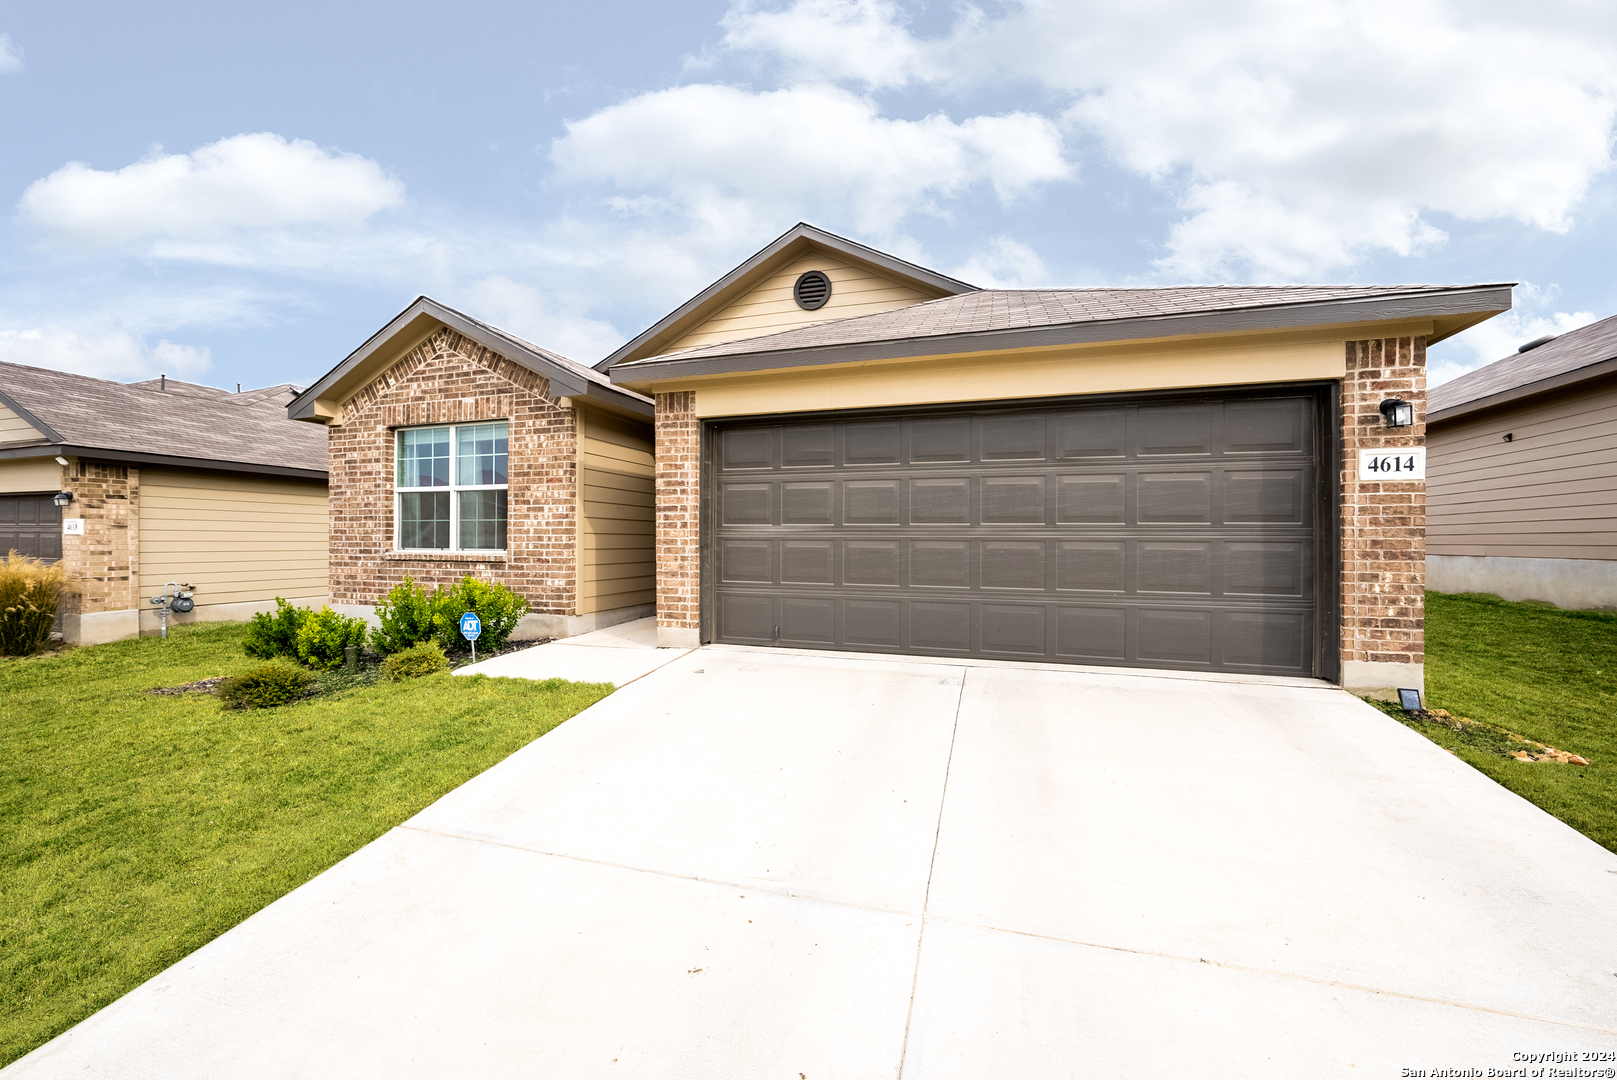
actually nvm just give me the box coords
[385,550,508,563]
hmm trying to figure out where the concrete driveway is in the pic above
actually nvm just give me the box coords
[9,635,1617,1077]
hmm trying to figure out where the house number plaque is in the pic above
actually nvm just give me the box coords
[1357,447,1426,481]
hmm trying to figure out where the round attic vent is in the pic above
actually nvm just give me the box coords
[793,270,832,311]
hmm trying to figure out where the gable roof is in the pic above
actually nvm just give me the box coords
[598,222,978,371]
[0,362,327,478]
[1429,313,1617,422]
[611,282,1514,385]
[288,296,652,424]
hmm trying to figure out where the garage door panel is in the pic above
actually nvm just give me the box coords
[709,392,1322,676]
[0,493,62,562]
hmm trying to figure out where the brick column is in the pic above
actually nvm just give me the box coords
[1340,336,1426,699]
[654,391,700,648]
[60,460,141,644]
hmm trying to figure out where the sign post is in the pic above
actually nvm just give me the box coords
[460,611,482,663]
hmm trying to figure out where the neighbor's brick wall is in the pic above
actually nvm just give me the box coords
[327,328,579,614]
[60,460,138,616]
[655,391,700,632]
[1341,336,1426,673]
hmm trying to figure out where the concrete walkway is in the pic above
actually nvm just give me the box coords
[8,641,1617,1077]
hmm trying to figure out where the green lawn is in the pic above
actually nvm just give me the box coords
[0,623,612,1067]
[1385,591,1617,855]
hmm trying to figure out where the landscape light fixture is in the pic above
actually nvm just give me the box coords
[1397,688,1423,712]
[1379,398,1414,428]
[52,491,73,508]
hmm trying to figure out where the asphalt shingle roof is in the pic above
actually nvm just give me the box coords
[0,361,328,473]
[622,284,1477,365]
[1429,313,1617,415]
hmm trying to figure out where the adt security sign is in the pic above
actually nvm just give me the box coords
[460,611,482,660]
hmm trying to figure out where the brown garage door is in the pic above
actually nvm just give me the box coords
[0,492,62,562]
[706,390,1330,676]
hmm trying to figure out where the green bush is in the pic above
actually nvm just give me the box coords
[294,606,370,671]
[431,576,529,653]
[243,598,310,659]
[381,640,449,681]
[217,660,314,709]
[370,576,436,655]
[0,550,69,657]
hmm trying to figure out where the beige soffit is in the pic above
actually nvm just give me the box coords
[287,296,653,426]
[597,222,977,371]
[610,283,1512,391]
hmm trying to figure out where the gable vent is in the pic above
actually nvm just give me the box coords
[793,270,832,311]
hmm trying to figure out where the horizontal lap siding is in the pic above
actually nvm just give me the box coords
[579,410,654,613]
[670,254,938,353]
[137,470,329,607]
[1429,376,1617,560]
[0,403,42,444]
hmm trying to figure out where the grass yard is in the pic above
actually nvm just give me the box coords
[1383,591,1617,856]
[0,623,612,1067]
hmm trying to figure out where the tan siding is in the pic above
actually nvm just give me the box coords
[669,253,939,353]
[577,409,654,613]
[137,469,329,608]
[0,458,63,493]
[1429,376,1617,560]
[0,402,43,444]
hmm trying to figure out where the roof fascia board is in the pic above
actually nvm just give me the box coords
[288,298,439,421]
[1429,353,1617,425]
[0,442,328,480]
[597,222,979,371]
[0,386,65,443]
[611,286,1513,387]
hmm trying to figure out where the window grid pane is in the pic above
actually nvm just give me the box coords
[399,491,452,549]
[457,423,509,487]
[398,428,451,488]
[458,490,508,550]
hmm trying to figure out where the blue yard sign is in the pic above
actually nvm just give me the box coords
[461,611,482,662]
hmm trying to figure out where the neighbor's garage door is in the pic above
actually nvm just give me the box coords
[0,493,62,562]
[707,391,1327,676]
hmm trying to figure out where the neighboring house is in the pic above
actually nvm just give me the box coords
[286,297,656,639]
[1427,314,1617,609]
[0,362,329,644]
[607,223,1514,698]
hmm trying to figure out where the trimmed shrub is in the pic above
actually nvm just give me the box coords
[431,576,530,654]
[294,606,370,671]
[243,598,310,659]
[0,550,69,657]
[371,576,435,655]
[217,660,314,709]
[381,640,449,681]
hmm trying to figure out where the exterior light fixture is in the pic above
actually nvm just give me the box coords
[54,456,69,466]
[52,491,74,508]
[1397,688,1423,712]
[1379,398,1414,428]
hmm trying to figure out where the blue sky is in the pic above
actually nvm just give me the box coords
[1,0,1615,392]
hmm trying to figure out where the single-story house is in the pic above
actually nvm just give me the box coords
[1427,313,1617,608]
[285,297,656,639]
[0,361,329,644]
[607,223,1514,698]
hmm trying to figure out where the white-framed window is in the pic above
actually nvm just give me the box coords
[395,422,509,551]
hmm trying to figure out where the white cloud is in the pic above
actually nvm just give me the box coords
[1427,285,1599,387]
[0,33,22,73]
[551,83,1070,240]
[18,133,405,247]
[950,236,1049,288]
[455,275,627,364]
[0,327,212,382]
[721,0,1617,279]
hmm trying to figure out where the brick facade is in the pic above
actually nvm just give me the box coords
[654,391,700,641]
[60,460,139,620]
[1340,336,1426,687]
[327,328,579,614]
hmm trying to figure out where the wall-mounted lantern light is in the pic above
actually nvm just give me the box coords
[1379,398,1414,428]
[52,491,74,508]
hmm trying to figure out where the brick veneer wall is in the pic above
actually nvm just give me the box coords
[327,328,579,615]
[654,391,700,645]
[60,460,138,615]
[1340,336,1426,693]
